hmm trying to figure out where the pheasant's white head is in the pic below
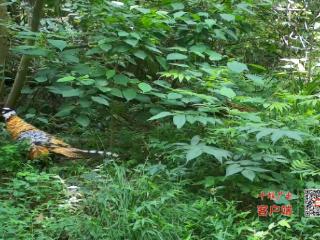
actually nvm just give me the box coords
[1,107,16,121]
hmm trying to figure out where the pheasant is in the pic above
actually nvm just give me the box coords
[1,107,117,160]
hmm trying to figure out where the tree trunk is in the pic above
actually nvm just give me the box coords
[0,0,10,102]
[5,0,44,108]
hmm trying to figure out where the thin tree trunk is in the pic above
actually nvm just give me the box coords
[5,0,44,108]
[0,0,9,101]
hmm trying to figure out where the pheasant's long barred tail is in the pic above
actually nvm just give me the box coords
[1,107,117,160]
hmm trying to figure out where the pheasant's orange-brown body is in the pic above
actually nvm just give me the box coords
[2,109,110,159]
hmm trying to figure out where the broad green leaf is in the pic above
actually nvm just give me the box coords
[227,61,248,73]
[173,114,187,129]
[146,45,162,53]
[241,169,256,181]
[190,135,201,145]
[35,76,47,83]
[48,39,67,51]
[168,93,183,99]
[245,167,269,172]
[171,2,185,10]
[246,74,264,86]
[99,43,112,52]
[173,115,186,129]
[76,115,90,127]
[173,11,186,18]
[270,131,285,143]
[55,105,75,117]
[114,74,129,86]
[91,96,109,106]
[79,78,95,85]
[62,88,82,97]
[123,88,137,101]
[190,45,207,54]
[118,31,129,37]
[110,88,123,97]
[167,53,188,61]
[12,45,50,56]
[135,7,150,14]
[186,146,203,161]
[226,164,243,176]
[106,69,116,79]
[284,130,303,142]
[125,39,139,47]
[205,19,216,27]
[57,76,75,82]
[148,111,173,121]
[168,46,188,52]
[278,220,291,229]
[138,82,152,93]
[220,13,235,21]
[207,50,222,61]
[60,50,79,63]
[217,87,236,99]
[256,129,274,141]
[202,146,231,163]
[214,29,226,40]
[133,50,147,60]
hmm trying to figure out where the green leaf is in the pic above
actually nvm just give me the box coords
[133,50,147,60]
[100,43,112,52]
[202,146,231,163]
[226,164,243,176]
[217,87,236,99]
[278,220,291,229]
[12,45,50,56]
[35,76,47,83]
[241,169,256,181]
[76,115,90,127]
[62,88,82,97]
[189,45,207,56]
[171,2,185,10]
[173,115,186,129]
[205,19,216,27]
[57,76,75,82]
[118,31,129,37]
[55,105,75,117]
[91,96,109,106]
[246,74,264,86]
[245,167,269,172]
[227,61,248,73]
[114,74,129,86]
[173,11,186,18]
[106,69,116,79]
[190,135,201,145]
[284,130,303,142]
[186,146,203,161]
[123,88,137,101]
[60,50,79,63]
[124,39,139,47]
[48,39,67,51]
[256,129,274,141]
[167,93,183,99]
[220,13,235,21]
[167,53,188,61]
[148,111,173,121]
[110,88,123,98]
[138,83,152,93]
[207,50,222,61]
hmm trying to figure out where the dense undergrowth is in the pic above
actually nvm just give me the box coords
[1,0,320,239]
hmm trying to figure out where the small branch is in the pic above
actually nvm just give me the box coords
[5,0,44,108]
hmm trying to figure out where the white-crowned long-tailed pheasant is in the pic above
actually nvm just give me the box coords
[1,107,117,159]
